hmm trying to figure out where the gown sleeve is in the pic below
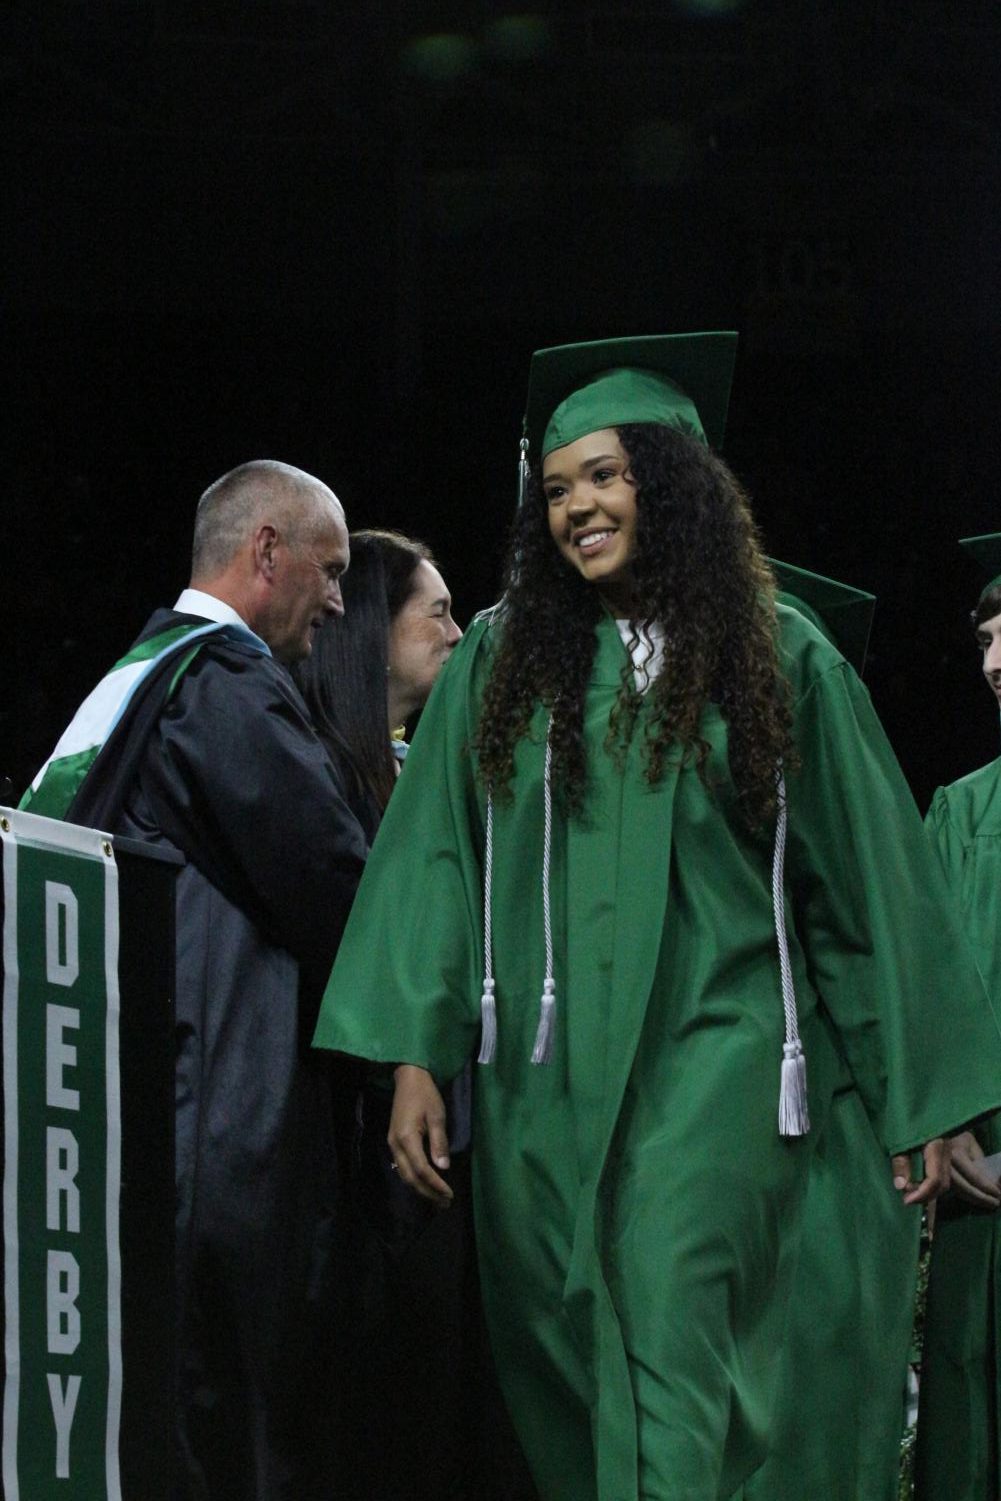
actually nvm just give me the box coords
[312,619,491,1081]
[924,784,966,885]
[139,641,369,976]
[785,660,1001,1155]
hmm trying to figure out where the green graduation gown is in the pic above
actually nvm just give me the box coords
[736,1081,920,1501]
[914,758,1001,1500]
[314,606,1001,1501]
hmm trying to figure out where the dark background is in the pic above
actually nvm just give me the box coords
[4,0,999,809]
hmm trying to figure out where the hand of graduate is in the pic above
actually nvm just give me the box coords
[890,1138,952,1206]
[388,1064,454,1207]
[945,1130,1001,1210]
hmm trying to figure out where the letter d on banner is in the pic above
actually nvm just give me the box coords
[45,885,79,989]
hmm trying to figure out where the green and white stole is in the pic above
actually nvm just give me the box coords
[20,620,261,821]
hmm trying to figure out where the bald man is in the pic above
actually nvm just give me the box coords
[23,461,368,1499]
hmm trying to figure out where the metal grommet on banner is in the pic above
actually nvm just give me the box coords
[101,840,113,859]
[0,817,9,833]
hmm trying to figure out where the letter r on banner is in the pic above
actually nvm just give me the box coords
[46,1127,81,1234]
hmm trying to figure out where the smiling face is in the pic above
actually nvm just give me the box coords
[977,610,1001,706]
[265,496,350,665]
[542,428,638,612]
[388,560,462,721]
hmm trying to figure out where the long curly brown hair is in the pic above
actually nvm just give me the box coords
[473,423,796,830]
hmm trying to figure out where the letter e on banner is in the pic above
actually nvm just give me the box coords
[45,883,79,988]
[46,1005,80,1112]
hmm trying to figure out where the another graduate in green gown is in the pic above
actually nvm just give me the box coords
[915,534,1001,1500]
[314,335,1001,1501]
[739,565,921,1501]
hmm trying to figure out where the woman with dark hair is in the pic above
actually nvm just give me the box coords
[295,528,460,833]
[295,530,494,1501]
[313,336,1001,1501]
[915,535,1001,1501]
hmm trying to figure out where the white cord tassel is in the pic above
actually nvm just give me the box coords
[477,794,497,1064]
[773,768,809,1136]
[531,724,557,1065]
[531,978,555,1065]
[779,1040,809,1137]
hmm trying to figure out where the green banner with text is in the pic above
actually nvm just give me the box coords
[1,812,121,1500]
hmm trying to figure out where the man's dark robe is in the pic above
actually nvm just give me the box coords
[67,608,368,1500]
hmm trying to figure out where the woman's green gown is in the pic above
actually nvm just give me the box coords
[314,606,1001,1501]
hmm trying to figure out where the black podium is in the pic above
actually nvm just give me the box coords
[0,809,177,1500]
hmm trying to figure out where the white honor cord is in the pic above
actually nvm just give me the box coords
[531,723,556,1064]
[773,768,809,1135]
[476,793,497,1064]
[477,716,557,1068]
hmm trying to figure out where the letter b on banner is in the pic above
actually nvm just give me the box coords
[47,1250,81,1356]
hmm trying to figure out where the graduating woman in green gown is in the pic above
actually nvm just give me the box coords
[314,335,1001,1501]
[915,534,1001,1500]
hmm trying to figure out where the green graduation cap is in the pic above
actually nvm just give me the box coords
[524,332,738,465]
[960,534,1001,596]
[770,559,876,676]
